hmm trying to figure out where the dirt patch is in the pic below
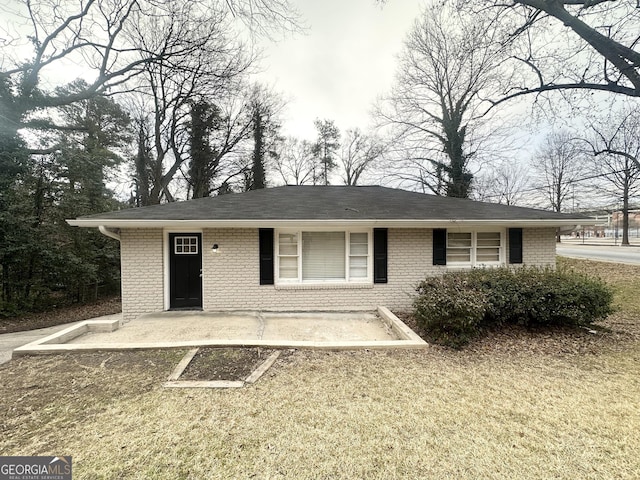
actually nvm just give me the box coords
[179,348,281,381]
[0,350,183,452]
[0,297,121,334]
[396,310,634,356]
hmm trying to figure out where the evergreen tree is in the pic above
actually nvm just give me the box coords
[188,101,220,198]
[0,85,130,315]
[247,85,283,191]
[250,102,267,190]
[312,119,340,185]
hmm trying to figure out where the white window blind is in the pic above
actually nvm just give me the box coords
[446,231,503,266]
[278,233,299,279]
[349,232,368,279]
[447,232,472,263]
[476,232,501,263]
[302,231,345,281]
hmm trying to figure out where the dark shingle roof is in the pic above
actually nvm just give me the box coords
[71,186,591,224]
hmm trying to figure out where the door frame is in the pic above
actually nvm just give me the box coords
[163,228,204,310]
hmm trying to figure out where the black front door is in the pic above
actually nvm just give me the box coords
[169,233,203,309]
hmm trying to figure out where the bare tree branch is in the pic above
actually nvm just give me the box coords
[465,0,640,106]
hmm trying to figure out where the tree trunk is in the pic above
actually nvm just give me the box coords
[2,262,10,302]
[622,173,630,246]
[135,124,151,206]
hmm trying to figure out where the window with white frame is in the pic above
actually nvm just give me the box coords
[174,236,199,254]
[278,233,298,279]
[349,232,369,279]
[446,231,503,266]
[277,230,371,283]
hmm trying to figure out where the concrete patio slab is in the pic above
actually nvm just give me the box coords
[12,307,427,358]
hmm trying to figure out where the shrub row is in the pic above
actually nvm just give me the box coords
[413,266,614,348]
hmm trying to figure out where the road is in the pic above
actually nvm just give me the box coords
[556,244,640,265]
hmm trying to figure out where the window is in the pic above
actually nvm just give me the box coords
[476,232,501,263]
[446,232,472,263]
[278,233,298,279]
[446,231,503,266]
[302,232,345,280]
[174,236,198,254]
[349,232,368,279]
[277,230,370,283]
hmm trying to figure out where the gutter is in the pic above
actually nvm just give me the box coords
[68,218,600,229]
[98,225,121,242]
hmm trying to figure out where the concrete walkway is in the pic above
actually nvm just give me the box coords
[0,314,121,365]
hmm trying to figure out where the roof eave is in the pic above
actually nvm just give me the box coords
[66,218,599,228]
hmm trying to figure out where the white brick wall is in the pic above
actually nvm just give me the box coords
[119,226,556,320]
[120,229,164,322]
[201,228,444,312]
[522,227,556,267]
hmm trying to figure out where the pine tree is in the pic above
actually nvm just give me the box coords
[312,119,340,185]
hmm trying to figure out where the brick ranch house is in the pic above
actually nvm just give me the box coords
[68,186,595,323]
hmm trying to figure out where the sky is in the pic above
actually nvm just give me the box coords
[254,0,423,140]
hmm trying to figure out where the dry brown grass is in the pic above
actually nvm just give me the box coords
[2,347,638,479]
[0,259,638,479]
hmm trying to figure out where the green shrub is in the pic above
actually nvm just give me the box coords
[413,276,488,348]
[463,268,522,326]
[465,266,614,327]
[413,266,614,348]
[522,267,614,327]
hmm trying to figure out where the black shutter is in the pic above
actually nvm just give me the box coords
[373,228,388,284]
[433,229,447,265]
[508,228,523,264]
[259,228,274,285]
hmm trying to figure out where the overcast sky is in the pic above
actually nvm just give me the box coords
[254,0,423,140]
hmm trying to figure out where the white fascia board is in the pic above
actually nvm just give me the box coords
[66,218,600,229]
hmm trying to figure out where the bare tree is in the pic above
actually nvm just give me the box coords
[169,91,259,199]
[338,129,386,186]
[246,84,285,190]
[585,107,640,245]
[222,0,302,37]
[127,2,253,204]
[532,131,586,240]
[272,137,316,185]
[0,0,300,147]
[473,161,530,206]
[378,3,507,198]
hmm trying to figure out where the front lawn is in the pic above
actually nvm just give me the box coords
[1,259,638,479]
